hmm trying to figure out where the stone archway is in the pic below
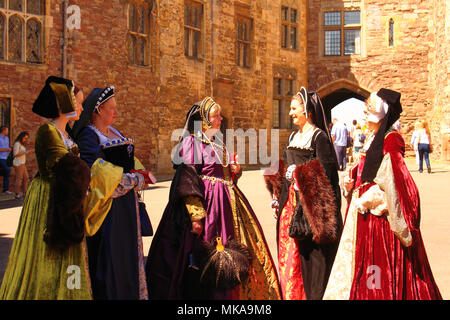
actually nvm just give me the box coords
[316,79,371,123]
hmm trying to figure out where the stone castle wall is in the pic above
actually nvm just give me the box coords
[0,0,448,186]
[306,0,447,157]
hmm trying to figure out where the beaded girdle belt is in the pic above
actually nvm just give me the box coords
[200,175,233,186]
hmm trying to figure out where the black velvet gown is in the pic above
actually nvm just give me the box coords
[277,129,343,300]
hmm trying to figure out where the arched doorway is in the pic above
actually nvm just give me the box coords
[317,79,371,123]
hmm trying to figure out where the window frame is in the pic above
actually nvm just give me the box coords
[0,0,45,64]
[272,75,295,130]
[0,95,11,134]
[184,0,203,60]
[389,18,394,47]
[281,6,298,50]
[127,1,151,67]
[236,14,252,68]
[323,9,361,57]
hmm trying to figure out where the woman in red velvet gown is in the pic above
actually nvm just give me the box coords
[323,89,442,300]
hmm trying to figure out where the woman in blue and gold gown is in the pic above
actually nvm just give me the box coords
[71,86,149,300]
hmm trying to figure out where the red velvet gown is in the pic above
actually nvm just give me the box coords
[324,131,442,300]
[278,184,306,300]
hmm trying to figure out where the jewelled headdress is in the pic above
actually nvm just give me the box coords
[200,96,217,130]
[93,86,115,113]
[70,85,115,139]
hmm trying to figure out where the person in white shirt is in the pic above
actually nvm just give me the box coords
[410,121,421,167]
[415,120,432,173]
[12,131,33,199]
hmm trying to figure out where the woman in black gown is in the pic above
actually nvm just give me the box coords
[265,88,343,300]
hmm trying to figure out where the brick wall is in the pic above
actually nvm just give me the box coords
[1,0,448,189]
[151,0,308,173]
[430,0,450,161]
[0,0,64,184]
[307,0,440,155]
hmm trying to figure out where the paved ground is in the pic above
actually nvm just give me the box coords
[1,158,449,299]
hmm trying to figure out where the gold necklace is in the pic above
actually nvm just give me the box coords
[194,134,230,167]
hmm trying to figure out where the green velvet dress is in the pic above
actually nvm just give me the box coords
[0,123,92,300]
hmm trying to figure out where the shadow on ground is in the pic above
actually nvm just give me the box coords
[0,198,23,210]
[0,234,14,286]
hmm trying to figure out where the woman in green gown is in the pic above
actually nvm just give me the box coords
[0,76,108,300]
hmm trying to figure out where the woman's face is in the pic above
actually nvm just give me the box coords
[97,97,118,127]
[21,135,29,144]
[289,98,307,128]
[209,106,223,130]
[363,105,382,132]
[74,91,84,120]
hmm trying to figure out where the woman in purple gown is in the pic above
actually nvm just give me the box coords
[146,97,281,300]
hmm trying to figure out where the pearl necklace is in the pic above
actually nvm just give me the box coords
[50,121,75,149]
[195,133,230,167]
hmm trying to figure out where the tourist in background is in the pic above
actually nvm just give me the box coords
[352,124,364,163]
[411,121,421,168]
[331,118,348,171]
[12,131,33,200]
[0,125,12,194]
[416,120,433,173]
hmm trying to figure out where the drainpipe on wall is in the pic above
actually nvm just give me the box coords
[62,0,68,78]
[210,0,214,96]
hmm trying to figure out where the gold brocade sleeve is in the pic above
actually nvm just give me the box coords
[374,153,413,247]
[184,196,206,221]
[84,158,124,236]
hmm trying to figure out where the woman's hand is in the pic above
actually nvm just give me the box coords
[230,163,241,175]
[270,197,279,219]
[272,208,278,219]
[230,153,240,175]
[191,220,204,236]
[343,175,355,195]
[130,169,157,184]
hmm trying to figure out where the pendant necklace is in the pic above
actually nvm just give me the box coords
[201,132,230,167]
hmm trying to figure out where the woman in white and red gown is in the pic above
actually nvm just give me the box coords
[323,89,442,300]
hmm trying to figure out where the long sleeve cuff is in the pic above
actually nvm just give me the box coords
[111,172,145,198]
[184,196,206,222]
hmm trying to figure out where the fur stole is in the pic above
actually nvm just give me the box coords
[263,158,286,199]
[44,152,91,250]
[293,158,338,244]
